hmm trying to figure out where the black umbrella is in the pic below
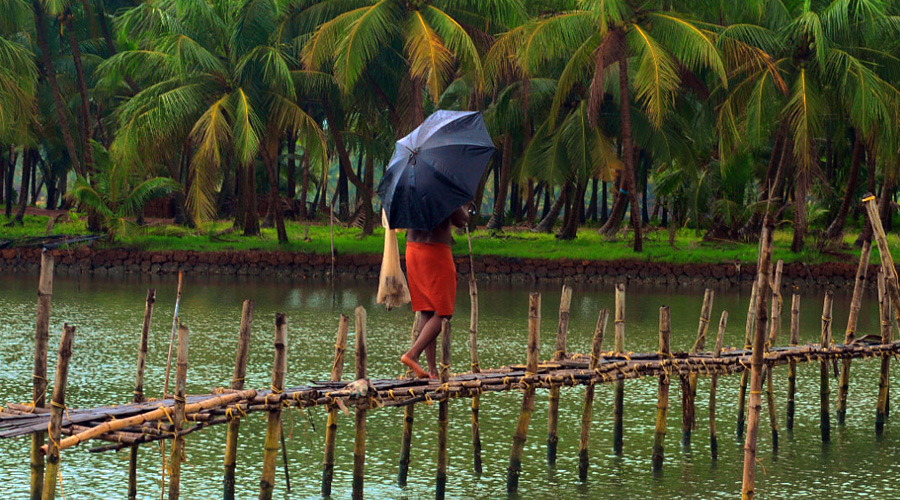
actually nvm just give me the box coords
[377,110,495,230]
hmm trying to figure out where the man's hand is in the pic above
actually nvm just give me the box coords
[450,204,470,228]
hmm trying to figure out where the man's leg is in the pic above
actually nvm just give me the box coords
[424,315,452,377]
[402,311,439,378]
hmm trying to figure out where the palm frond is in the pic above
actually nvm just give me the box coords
[404,10,455,104]
[188,94,233,223]
[333,0,402,90]
[422,6,484,86]
[627,25,680,128]
[785,68,824,174]
[648,13,727,87]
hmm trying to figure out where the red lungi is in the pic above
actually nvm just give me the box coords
[405,241,457,316]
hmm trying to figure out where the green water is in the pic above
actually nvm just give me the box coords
[0,273,898,499]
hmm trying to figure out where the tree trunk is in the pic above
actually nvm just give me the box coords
[535,186,565,233]
[12,150,32,224]
[600,176,628,235]
[299,153,310,220]
[233,163,245,229]
[525,180,536,225]
[286,135,296,201]
[242,163,260,235]
[791,168,808,253]
[6,148,17,217]
[559,181,586,240]
[0,147,6,207]
[56,170,68,209]
[33,2,82,178]
[855,149,880,247]
[587,177,598,221]
[468,162,490,231]
[487,135,512,230]
[360,154,376,235]
[64,13,94,173]
[617,46,643,251]
[824,132,864,241]
[337,155,349,220]
[601,181,608,222]
[641,154,650,224]
[541,184,552,219]
[262,139,288,243]
[324,109,374,232]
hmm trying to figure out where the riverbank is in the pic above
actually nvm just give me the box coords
[0,213,887,289]
[0,244,881,290]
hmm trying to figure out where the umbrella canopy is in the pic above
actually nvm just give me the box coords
[377,110,495,230]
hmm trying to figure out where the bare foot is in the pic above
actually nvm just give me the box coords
[401,354,429,379]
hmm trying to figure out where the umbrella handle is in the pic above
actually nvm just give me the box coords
[465,225,475,283]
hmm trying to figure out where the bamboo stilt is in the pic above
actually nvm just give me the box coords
[398,312,421,487]
[30,251,53,500]
[820,291,834,443]
[163,270,184,398]
[786,289,801,431]
[763,259,783,450]
[652,306,671,471]
[39,324,74,500]
[224,299,254,500]
[838,240,871,424]
[709,311,728,460]
[322,314,349,496]
[167,323,189,500]
[468,277,483,475]
[741,216,773,500]
[737,284,758,438]
[506,292,540,494]
[877,271,891,435]
[547,284,572,465]
[436,319,451,499]
[128,289,156,500]
[352,307,367,500]
[613,283,625,455]
[863,194,900,328]
[682,288,713,447]
[578,309,608,481]
[260,313,288,500]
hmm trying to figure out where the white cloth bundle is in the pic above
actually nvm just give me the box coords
[376,210,410,310]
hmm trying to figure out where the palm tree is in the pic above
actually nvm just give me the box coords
[101,0,326,242]
[0,0,37,145]
[509,0,728,251]
[717,0,900,251]
[68,143,178,239]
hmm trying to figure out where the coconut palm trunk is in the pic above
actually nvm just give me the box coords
[63,10,94,172]
[299,153,310,220]
[32,1,82,178]
[11,150,32,224]
[261,138,288,243]
[535,184,566,233]
[487,135,512,230]
[791,168,808,252]
[617,49,642,252]
[824,132,864,241]
[325,109,376,235]
[558,180,587,240]
[243,163,261,235]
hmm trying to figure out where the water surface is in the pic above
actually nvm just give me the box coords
[0,273,896,499]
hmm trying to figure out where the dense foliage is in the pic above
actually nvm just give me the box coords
[1,0,899,253]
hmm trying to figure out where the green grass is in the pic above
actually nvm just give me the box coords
[1,211,897,265]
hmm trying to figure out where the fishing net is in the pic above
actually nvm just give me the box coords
[377,210,410,310]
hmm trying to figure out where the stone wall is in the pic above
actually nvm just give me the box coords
[0,246,874,289]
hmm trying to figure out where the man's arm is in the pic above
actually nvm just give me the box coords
[449,205,470,228]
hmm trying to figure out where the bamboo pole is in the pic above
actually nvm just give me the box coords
[436,319,451,499]
[737,283,758,438]
[224,299,254,500]
[167,322,189,500]
[838,240,871,424]
[877,271,891,435]
[322,314,350,496]
[652,306,672,471]
[820,291,834,443]
[613,283,625,455]
[863,194,900,327]
[163,270,184,398]
[39,324,74,500]
[547,284,572,465]
[259,313,288,500]
[786,289,801,431]
[128,289,156,500]
[682,288,713,446]
[709,311,728,460]
[352,306,367,500]
[763,259,783,450]
[398,312,421,486]
[507,292,540,494]
[578,309,608,481]
[468,276,483,475]
[741,216,773,500]
[30,251,53,500]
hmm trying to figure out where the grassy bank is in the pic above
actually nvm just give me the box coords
[1,213,894,266]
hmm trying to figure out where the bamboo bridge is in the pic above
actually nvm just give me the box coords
[4,196,900,500]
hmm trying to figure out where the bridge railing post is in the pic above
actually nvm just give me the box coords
[578,309,608,481]
[506,292,540,494]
